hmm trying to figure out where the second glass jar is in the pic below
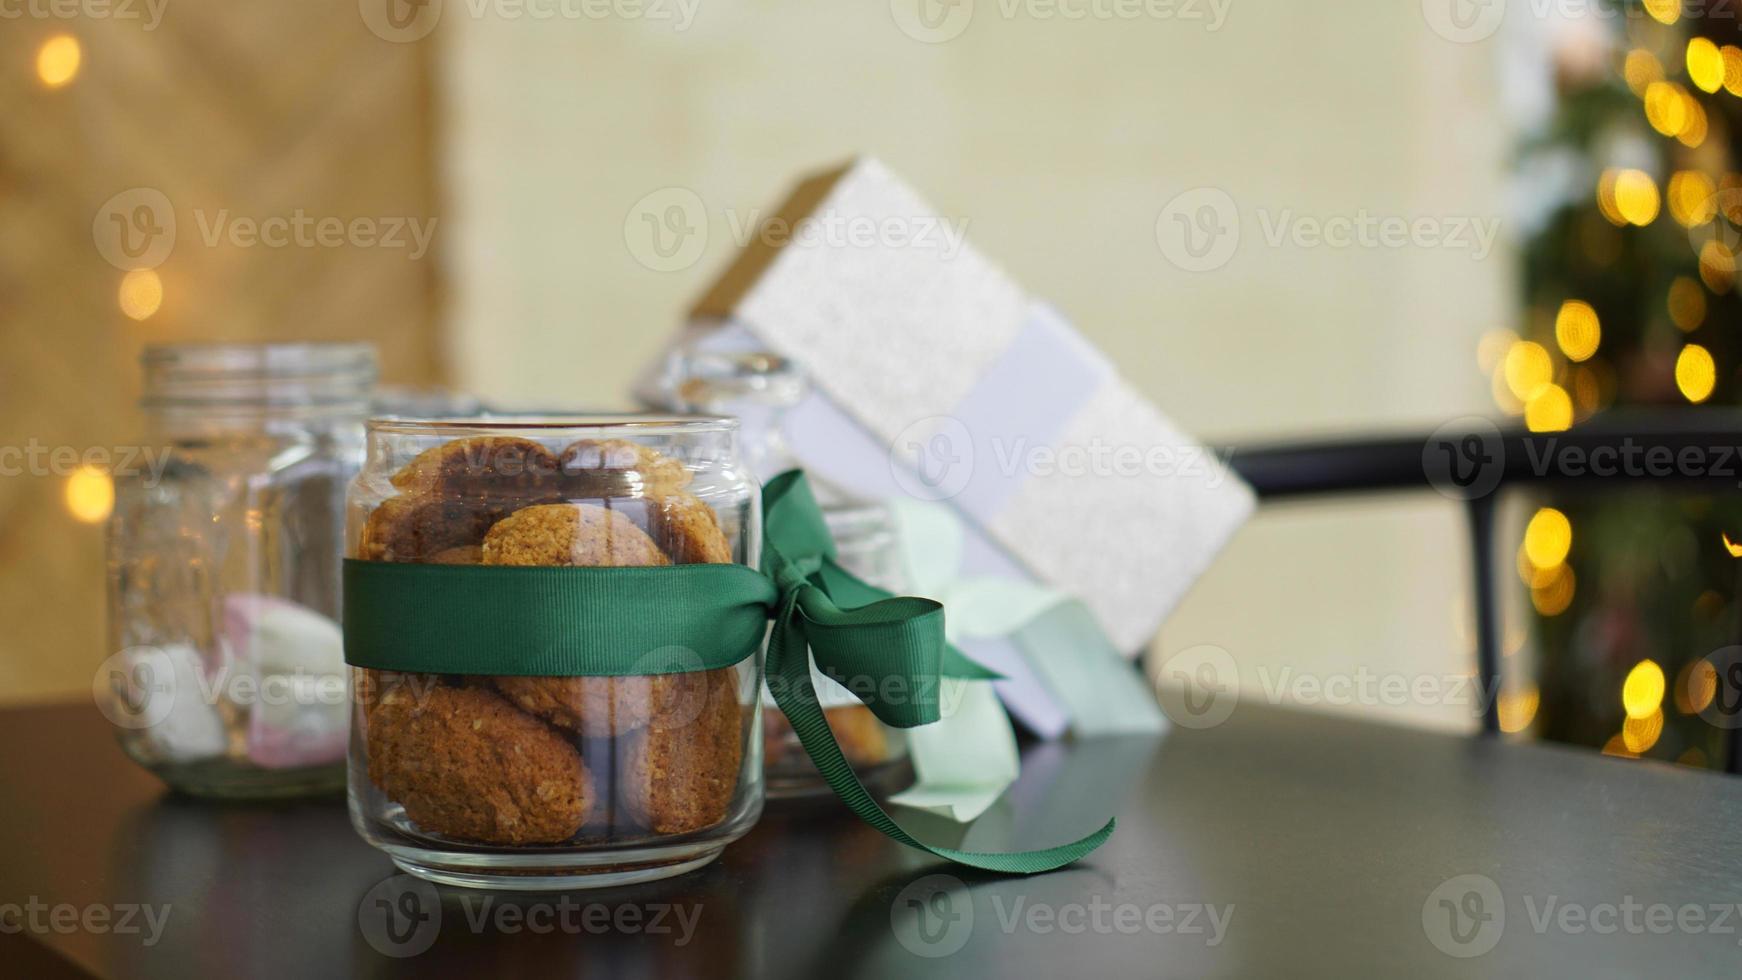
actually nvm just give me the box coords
[346,416,762,889]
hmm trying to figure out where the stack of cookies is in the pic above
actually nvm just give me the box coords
[355,436,746,846]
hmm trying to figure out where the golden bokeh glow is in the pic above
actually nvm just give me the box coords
[64,464,113,524]
[1612,169,1660,225]
[1723,45,1742,97]
[1644,0,1679,23]
[1689,37,1724,93]
[1699,239,1736,292]
[1553,300,1600,362]
[1596,170,1627,227]
[1622,708,1664,754]
[36,34,81,90]
[1676,659,1718,714]
[1622,660,1666,719]
[1503,341,1554,400]
[1645,82,1688,138]
[1525,383,1573,432]
[1601,734,1639,759]
[1677,98,1708,148]
[1524,507,1572,569]
[118,269,163,320]
[1530,563,1576,616]
[1497,685,1540,734]
[1668,276,1707,330]
[1625,49,1664,95]
[1667,170,1717,227]
[1675,343,1717,403]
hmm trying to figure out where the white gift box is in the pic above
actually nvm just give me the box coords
[638,158,1253,736]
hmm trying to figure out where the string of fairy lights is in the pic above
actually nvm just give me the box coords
[34,32,137,528]
[1485,0,1738,759]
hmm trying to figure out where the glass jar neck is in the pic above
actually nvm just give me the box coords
[141,342,376,433]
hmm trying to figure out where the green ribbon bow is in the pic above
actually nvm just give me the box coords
[344,470,1113,874]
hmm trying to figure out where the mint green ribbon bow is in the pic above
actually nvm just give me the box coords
[344,470,1113,873]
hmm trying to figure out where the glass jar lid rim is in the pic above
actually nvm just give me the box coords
[367,413,740,435]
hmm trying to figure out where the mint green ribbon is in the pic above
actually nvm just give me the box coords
[344,470,1112,873]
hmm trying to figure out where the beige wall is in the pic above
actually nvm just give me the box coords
[441,4,1514,730]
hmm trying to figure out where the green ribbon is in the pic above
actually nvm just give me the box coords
[343,470,1112,874]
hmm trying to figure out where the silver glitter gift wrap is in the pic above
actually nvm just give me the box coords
[640,157,1253,734]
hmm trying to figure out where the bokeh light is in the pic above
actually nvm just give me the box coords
[1667,170,1716,227]
[1497,684,1540,734]
[1524,507,1572,570]
[1622,660,1666,720]
[1503,340,1554,400]
[36,34,81,90]
[1525,383,1573,432]
[64,464,112,524]
[118,269,162,321]
[1553,300,1600,362]
[1622,708,1664,753]
[1675,659,1717,714]
[1668,276,1707,330]
[1688,37,1724,93]
[1722,45,1742,96]
[1625,49,1664,95]
[1644,0,1679,23]
[1698,239,1735,292]
[1530,563,1576,616]
[1612,168,1660,225]
[1675,343,1716,403]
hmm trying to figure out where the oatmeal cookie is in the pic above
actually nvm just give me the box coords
[621,667,745,835]
[366,684,593,845]
[357,495,511,563]
[390,436,560,498]
[648,491,734,565]
[481,502,671,568]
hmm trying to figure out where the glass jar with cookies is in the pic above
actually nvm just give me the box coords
[345,416,761,888]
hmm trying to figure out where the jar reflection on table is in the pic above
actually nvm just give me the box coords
[104,343,376,798]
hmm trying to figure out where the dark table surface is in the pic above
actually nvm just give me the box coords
[3,699,1741,979]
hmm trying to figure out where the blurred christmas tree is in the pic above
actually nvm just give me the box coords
[1505,0,1739,766]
